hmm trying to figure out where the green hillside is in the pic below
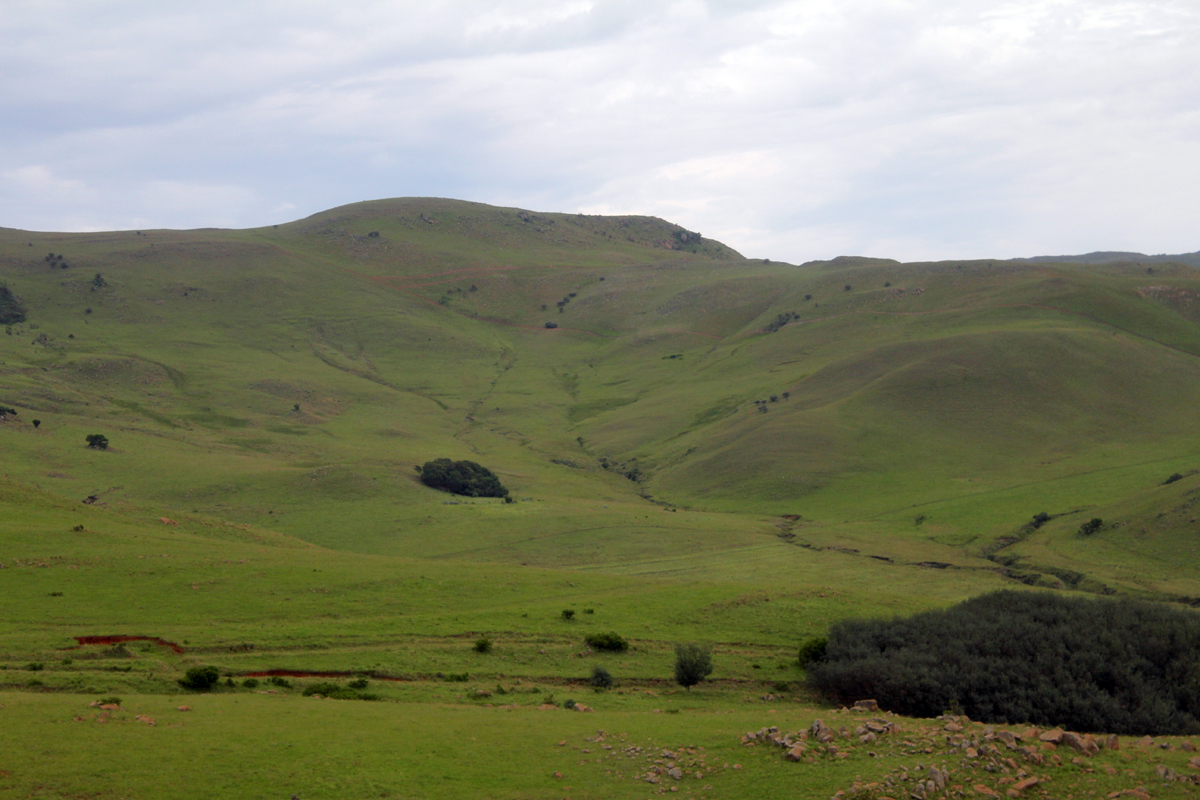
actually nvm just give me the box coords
[3,198,1200,798]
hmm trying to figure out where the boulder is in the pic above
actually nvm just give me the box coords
[784,745,807,762]
[1039,729,1064,743]
[1106,734,1120,751]
[996,730,1018,748]
[852,699,879,711]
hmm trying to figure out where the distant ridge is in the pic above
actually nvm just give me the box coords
[1010,250,1200,267]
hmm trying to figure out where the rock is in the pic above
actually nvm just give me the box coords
[1061,732,1090,755]
[996,730,1017,748]
[784,745,807,762]
[99,703,120,711]
[1188,755,1200,770]
[859,732,877,744]
[553,772,563,779]
[944,722,964,733]
[573,703,593,712]
[974,785,1000,799]
[1137,735,1154,748]
[135,714,155,725]
[538,703,558,711]
[667,767,683,780]
[177,705,191,711]
[1181,740,1196,752]
[1155,764,1177,782]
[1106,734,1120,751]
[853,699,879,711]
[1039,729,1063,743]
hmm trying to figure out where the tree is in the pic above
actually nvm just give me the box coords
[85,433,109,450]
[0,284,26,325]
[1078,518,1103,536]
[590,665,614,689]
[418,458,509,498]
[673,643,713,690]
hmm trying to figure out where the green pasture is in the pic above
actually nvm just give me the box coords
[3,198,1200,796]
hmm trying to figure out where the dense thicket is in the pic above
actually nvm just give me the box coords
[418,458,509,498]
[0,284,26,325]
[808,591,1200,735]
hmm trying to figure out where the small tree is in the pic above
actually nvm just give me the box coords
[673,643,713,690]
[473,637,492,653]
[85,433,109,450]
[584,632,628,652]
[1078,518,1103,537]
[590,665,614,689]
[562,609,576,621]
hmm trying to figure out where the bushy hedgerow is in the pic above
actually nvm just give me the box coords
[584,632,628,652]
[417,458,509,498]
[807,591,1200,735]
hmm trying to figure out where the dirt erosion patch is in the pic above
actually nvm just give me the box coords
[74,635,185,654]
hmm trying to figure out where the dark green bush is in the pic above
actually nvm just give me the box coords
[85,433,109,450]
[417,458,509,498]
[808,590,1200,734]
[178,665,220,691]
[242,678,260,688]
[348,678,369,690]
[673,643,713,690]
[798,635,828,667]
[474,637,492,653]
[266,676,291,688]
[584,632,628,652]
[561,609,575,621]
[1164,473,1184,485]
[301,681,378,700]
[590,665,614,689]
[1078,518,1103,537]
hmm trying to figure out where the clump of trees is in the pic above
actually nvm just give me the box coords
[0,284,27,325]
[807,590,1200,734]
[178,665,220,691]
[765,311,800,333]
[85,433,109,450]
[416,458,509,498]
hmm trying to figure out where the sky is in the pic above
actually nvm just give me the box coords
[1,1,1198,262]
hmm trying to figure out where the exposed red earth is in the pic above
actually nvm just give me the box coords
[74,635,185,653]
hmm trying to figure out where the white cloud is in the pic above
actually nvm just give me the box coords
[0,1,1197,259]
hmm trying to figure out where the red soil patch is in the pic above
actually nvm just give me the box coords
[74,635,185,654]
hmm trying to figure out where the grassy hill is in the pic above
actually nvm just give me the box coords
[3,198,1200,798]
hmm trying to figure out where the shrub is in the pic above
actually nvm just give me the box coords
[242,678,260,688]
[474,637,492,653]
[807,590,1200,734]
[564,698,577,709]
[266,676,291,688]
[673,643,713,690]
[348,678,369,690]
[561,609,575,621]
[1031,511,1051,527]
[418,458,509,498]
[1164,473,1184,485]
[27,663,44,671]
[99,696,121,706]
[544,322,558,329]
[178,665,220,691]
[584,632,628,652]
[1078,518,1103,537]
[85,433,109,450]
[590,666,614,689]
[798,635,828,667]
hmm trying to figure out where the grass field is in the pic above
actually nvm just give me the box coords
[3,198,1200,797]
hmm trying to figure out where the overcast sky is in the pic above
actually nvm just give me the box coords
[1,1,1197,261]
